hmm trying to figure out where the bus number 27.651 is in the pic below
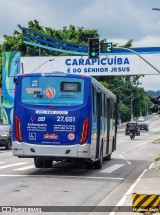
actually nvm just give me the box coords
[57,116,76,122]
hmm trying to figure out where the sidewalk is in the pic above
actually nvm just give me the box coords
[116,160,160,215]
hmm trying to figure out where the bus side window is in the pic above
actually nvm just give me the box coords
[92,86,94,115]
[94,87,97,115]
[92,86,97,115]
[107,98,111,119]
[111,101,114,119]
[100,92,102,117]
[113,101,115,119]
[101,93,104,117]
[113,101,115,118]
[104,95,107,117]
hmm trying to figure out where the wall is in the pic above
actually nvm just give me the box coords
[2,51,21,124]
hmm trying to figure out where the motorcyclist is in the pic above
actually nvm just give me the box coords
[128,125,136,139]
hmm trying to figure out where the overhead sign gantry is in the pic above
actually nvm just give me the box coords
[21,28,160,76]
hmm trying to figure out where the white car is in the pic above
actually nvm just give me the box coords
[138,117,145,122]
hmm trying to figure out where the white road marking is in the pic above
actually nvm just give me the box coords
[0,162,5,164]
[100,164,124,173]
[108,162,155,215]
[0,175,123,180]
[123,141,150,154]
[123,137,159,154]
[14,165,35,171]
[119,154,131,165]
[0,162,27,169]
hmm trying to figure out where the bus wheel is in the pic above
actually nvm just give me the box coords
[43,160,53,168]
[85,161,93,169]
[105,153,111,160]
[94,148,103,169]
[34,158,43,168]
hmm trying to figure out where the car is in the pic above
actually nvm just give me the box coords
[125,121,140,136]
[139,122,149,131]
[138,116,145,122]
[0,124,12,150]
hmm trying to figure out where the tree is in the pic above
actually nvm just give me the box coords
[119,103,131,122]
[0,19,99,84]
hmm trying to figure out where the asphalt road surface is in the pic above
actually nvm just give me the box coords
[0,114,159,215]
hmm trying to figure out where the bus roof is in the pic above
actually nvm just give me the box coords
[18,71,88,78]
[91,77,117,101]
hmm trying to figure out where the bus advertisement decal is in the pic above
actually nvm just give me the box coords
[54,124,75,132]
[35,110,68,115]
[68,133,75,140]
[44,87,56,99]
[30,77,39,87]
[43,134,58,139]
[26,88,42,94]
[27,123,47,132]
[29,133,36,140]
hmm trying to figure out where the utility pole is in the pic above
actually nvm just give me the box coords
[131,94,134,121]
[130,93,144,121]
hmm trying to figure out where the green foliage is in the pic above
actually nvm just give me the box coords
[119,103,131,122]
[0,19,99,56]
[0,19,99,85]
[100,76,151,122]
[120,39,133,48]
[155,155,160,161]
[99,81,109,89]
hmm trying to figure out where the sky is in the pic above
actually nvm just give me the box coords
[1,0,160,91]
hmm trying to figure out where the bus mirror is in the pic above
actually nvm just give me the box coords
[14,78,18,85]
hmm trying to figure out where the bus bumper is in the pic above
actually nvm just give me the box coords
[12,141,91,159]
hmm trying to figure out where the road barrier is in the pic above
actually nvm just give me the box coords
[132,193,160,214]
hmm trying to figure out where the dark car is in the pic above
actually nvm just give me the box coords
[0,124,12,150]
[125,121,140,136]
[139,122,149,131]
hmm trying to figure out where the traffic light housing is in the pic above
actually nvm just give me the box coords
[150,104,158,113]
[101,42,113,53]
[150,96,160,113]
[88,38,99,59]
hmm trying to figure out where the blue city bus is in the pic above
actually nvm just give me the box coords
[13,72,117,169]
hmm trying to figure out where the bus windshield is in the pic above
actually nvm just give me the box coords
[21,76,84,106]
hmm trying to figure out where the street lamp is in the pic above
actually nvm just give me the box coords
[112,85,126,93]
[120,93,144,121]
[31,59,55,73]
[130,93,144,121]
[152,8,160,11]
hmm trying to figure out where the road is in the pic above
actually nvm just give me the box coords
[0,114,160,215]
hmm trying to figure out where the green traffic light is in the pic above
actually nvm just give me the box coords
[91,52,96,56]
[88,38,99,59]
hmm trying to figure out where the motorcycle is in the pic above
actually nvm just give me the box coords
[129,130,135,140]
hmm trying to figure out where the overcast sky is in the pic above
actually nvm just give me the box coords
[1,0,160,91]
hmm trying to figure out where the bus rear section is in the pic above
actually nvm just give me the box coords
[12,73,92,167]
